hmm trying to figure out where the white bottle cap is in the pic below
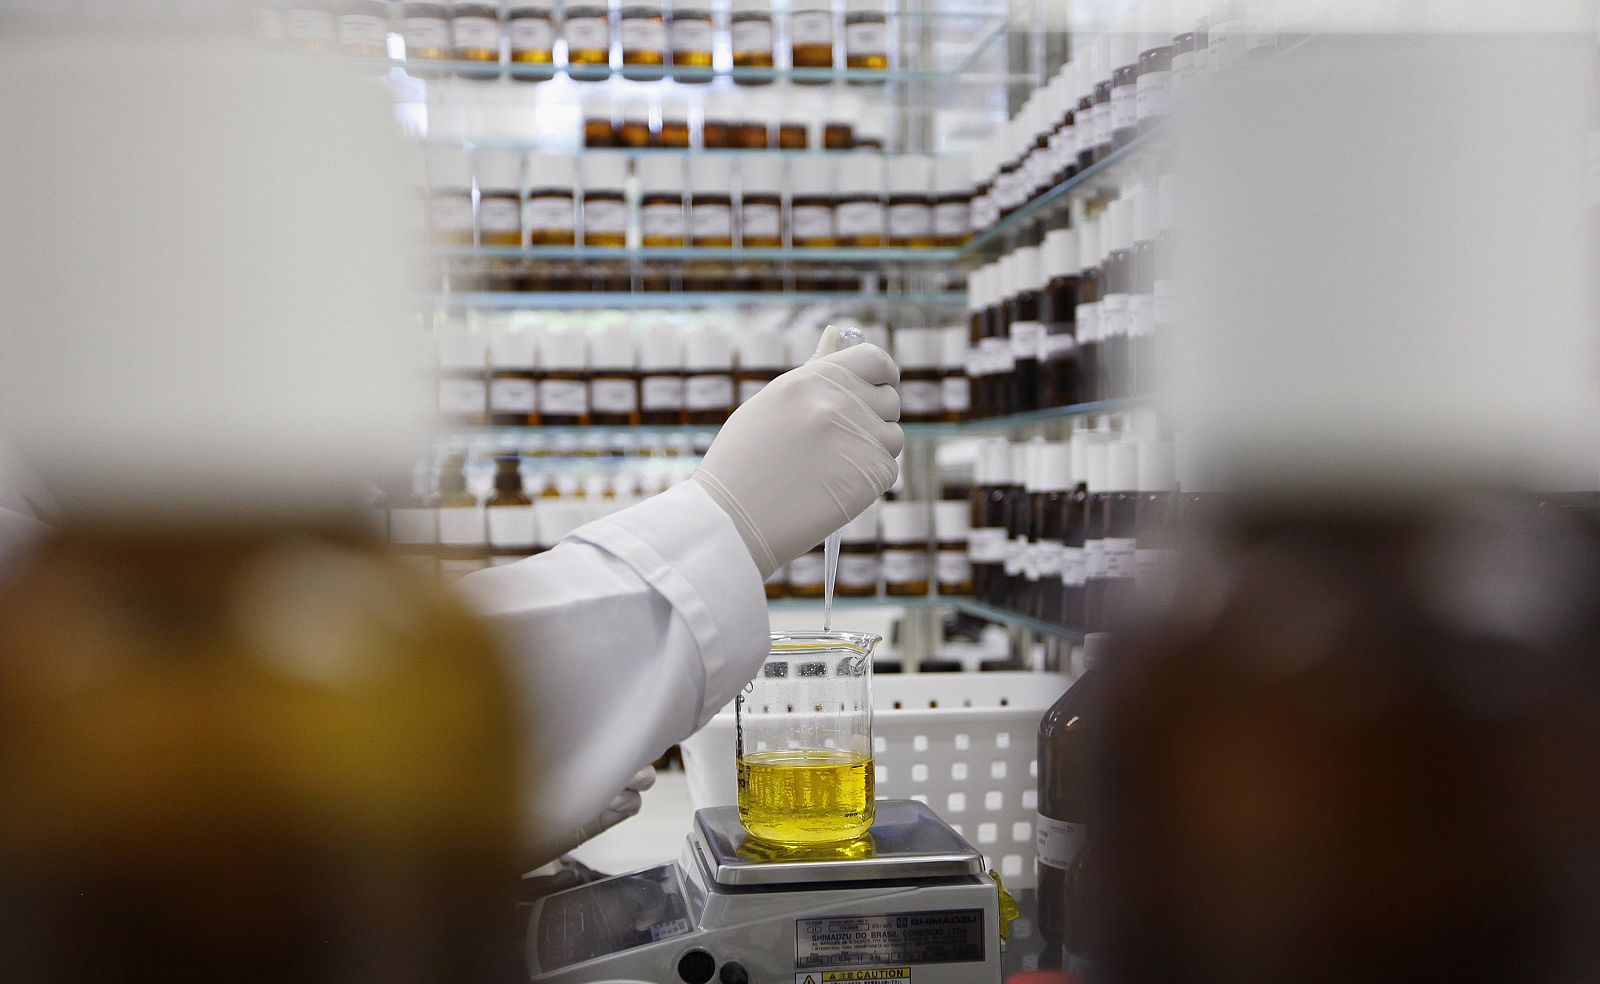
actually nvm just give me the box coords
[788,155,834,196]
[1012,244,1042,294]
[840,498,880,543]
[879,500,929,543]
[836,151,885,197]
[739,154,785,196]
[844,0,885,13]
[661,94,690,125]
[583,91,616,122]
[636,153,684,195]
[475,149,523,193]
[1009,442,1028,488]
[537,325,588,371]
[429,146,473,189]
[589,320,636,371]
[1108,193,1134,253]
[637,321,684,371]
[621,96,650,125]
[892,326,939,370]
[1138,440,1178,493]
[525,151,576,190]
[1043,227,1078,279]
[1091,33,1111,84]
[1085,439,1110,493]
[582,150,629,191]
[1037,441,1072,493]
[1134,179,1159,243]
[730,0,770,13]
[735,325,786,370]
[703,90,738,128]
[1139,0,1175,53]
[887,154,933,197]
[683,326,733,371]
[1111,15,1139,70]
[510,0,559,13]
[778,86,814,126]
[940,325,968,371]
[689,154,735,195]
[1073,50,1094,103]
[438,319,488,371]
[1077,212,1100,274]
[933,500,970,540]
[1021,439,1046,492]
[975,438,1011,485]
[1069,431,1096,486]
[1109,438,1139,491]
[792,0,832,13]
[935,155,972,196]
[1082,632,1113,671]
[488,319,538,369]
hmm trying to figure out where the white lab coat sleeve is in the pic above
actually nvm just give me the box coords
[456,480,769,862]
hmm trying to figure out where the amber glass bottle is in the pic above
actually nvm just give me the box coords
[932,155,972,248]
[1109,18,1139,150]
[789,156,836,248]
[660,97,691,147]
[536,327,590,426]
[969,439,1011,604]
[1061,437,1091,630]
[637,155,686,247]
[486,454,537,566]
[668,0,713,80]
[589,321,640,426]
[401,1,451,68]
[791,0,835,78]
[337,0,391,57]
[683,328,735,425]
[777,91,810,148]
[475,150,523,247]
[893,326,942,424]
[428,147,475,245]
[882,501,930,597]
[843,0,888,75]
[618,97,653,147]
[1135,3,1173,133]
[700,93,735,149]
[835,151,885,248]
[524,152,577,247]
[637,322,685,425]
[487,324,538,426]
[619,0,666,79]
[1090,34,1114,163]
[787,541,826,598]
[933,500,972,596]
[1039,226,1081,409]
[734,92,772,148]
[562,0,612,78]
[940,324,970,423]
[451,1,501,78]
[1074,211,1102,402]
[835,503,881,598]
[436,455,487,581]
[507,0,558,75]
[730,0,775,82]
[1007,244,1045,415]
[580,151,628,248]
[738,156,784,248]
[582,94,618,147]
[887,155,935,248]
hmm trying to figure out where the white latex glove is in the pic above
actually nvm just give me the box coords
[692,325,903,579]
[538,766,656,862]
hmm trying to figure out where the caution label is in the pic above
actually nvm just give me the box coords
[795,909,985,969]
[796,970,911,984]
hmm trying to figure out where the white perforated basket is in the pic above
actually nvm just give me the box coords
[680,670,1072,889]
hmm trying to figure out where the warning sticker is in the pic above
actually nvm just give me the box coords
[795,909,985,970]
[796,970,911,984]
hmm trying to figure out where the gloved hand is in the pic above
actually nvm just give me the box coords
[535,766,656,863]
[693,325,903,579]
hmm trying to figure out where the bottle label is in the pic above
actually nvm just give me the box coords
[619,16,666,51]
[1171,50,1194,97]
[1036,814,1086,871]
[685,374,734,409]
[389,507,437,546]
[1209,18,1248,70]
[1091,102,1111,147]
[1061,544,1086,586]
[741,203,780,239]
[564,15,610,51]
[691,203,733,240]
[936,549,971,586]
[509,16,554,51]
[898,379,940,416]
[1075,111,1093,155]
[1104,536,1137,577]
[1023,540,1041,582]
[934,201,969,238]
[836,200,884,239]
[438,505,486,547]
[583,198,627,236]
[339,14,389,47]
[590,377,639,413]
[788,551,825,587]
[641,201,686,239]
[792,204,834,241]
[968,526,1006,564]
[1035,539,1065,578]
[738,378,769,404]
[1011,320,1044,360]
[438,377,485,414]
[526,195,576,232]
[1153,277,1175,328]
[730,18,773,54]
[641,374,684,410]
[1111,83,1137,131]
[489,376,538,412]
[488,506,537,548]
[403,16,450,49]
[791,10,834,45]
[539,378,589,416]
[671,17,713,52]
[1042,331,1078,361]
[978,336,1015,375]
[1084,539,1106,579]
[888,202,933,240]
[431,195,475,233]
[1136,68,1171,121]
[941,375,970,413]
[883,549,928,585]
[1076,301,1100,342]
[1004,534,1027,577]
[837,553,880,589]
[1099,293,1127,339]
[844,18,887,55]
[287,9,336,42]
[453,15,500,49]
[480,197,521,234]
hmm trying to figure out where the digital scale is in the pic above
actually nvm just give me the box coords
[527,799,1003,984]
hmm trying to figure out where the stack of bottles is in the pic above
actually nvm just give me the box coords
[574,86,898,152]
[765,497,973,600]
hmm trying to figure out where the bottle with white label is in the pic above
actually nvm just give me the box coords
[1062,432,1093,629]
[337,0,391,57]
[427,146,475,245]
[1091,33,1114,164]
[579,151,628,248]
[786,541,826,597]
[436,454,488,580]
[486,455,536,566]
[789,156,836,248]
[507,0,557,74]
[984,261,1017,418]
[1134,439,1178,603]
[969,438,1011,604]
[1037,631,1111,965]
[790,0,835,77]
[637,321,685,425]
[1080,439,1110,624]
[1169,0,1205,102]
[835,501,881,598]
[1030,441,1072,623]
[738,155,784,248]
[536,327,589,425]
[475,149,523,247]
[401,1,451,70]
[287,1,339,52]
[388,463,440,578]
[1040,225,1082,409]
[1099,195,1133,401]
[964,265,988,418]
[892,326,942,424]
[562,0,612,78]
[1014,440,1045,613]
[733,91,772,148]
[886,154,935,248]
[777,88,812,147]
[451,0,501,77]
[437,321,487,426]
[523,152,577,247]
[842,0,888,76]
[933,500,972,596]
[735,327,784,405]
[667,0,713,80]
[487,320,538,425]
[1008,244,1045,414]
[1074,208,1102,402]
[660,95,691,147]
[881,501,930,597]
[932,155,972,248]
[939,324,970,423]
[588,321,639,425]
[636,155,686,247]
[835,151,885,248]
[619,0,666,79]
[1073,47,1097,173]
[1090,439,1139,632]
[619,96,653,147]
[1109,15,1139,150]
[688,155,734,247]
[823,88,857,149]
[1135,0,1173,131]
[729,0,775,83]
[1130,180,1159,396]
[682,327,735,425]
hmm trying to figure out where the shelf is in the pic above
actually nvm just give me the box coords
[905,399,1150,433]
[960,130,1168,258]
[434,245,961,264]
[950,599,1086,642]
[387,61,1027,85]
[768,594,955,611]
[435,291,967,309]
[767,594,1087,642]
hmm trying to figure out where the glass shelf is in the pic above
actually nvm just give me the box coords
[433,245,961,264]
[768,594,955,611]
[434,290,967,309]
[950,599,1086,642]
[767,594,1087,642]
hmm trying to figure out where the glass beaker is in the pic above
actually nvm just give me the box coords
[736,630,879,845]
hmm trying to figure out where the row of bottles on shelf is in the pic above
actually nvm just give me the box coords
[765,498,971,600]
[250,0,897,81]
[571,85,891,151]
[964,173,1172,416]
[436,313,973,426]
[425,145,970,249]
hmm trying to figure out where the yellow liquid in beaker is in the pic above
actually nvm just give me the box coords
[737,749,875,844]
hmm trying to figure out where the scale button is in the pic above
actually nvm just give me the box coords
[676,948,716,984]
[719,963,750,984]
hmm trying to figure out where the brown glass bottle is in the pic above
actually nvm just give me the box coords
[893,326,942,424]
[823,119,854,150]
[1099,198,1133,402]
[1135,7,1173,132]
[835,152,885,248]
[690,157,734,247]
[1075,212,1103,403]
[789,156,836,248]
[637,323,685,425]
[1079,439,1109,625]
[836,505,881,598]
[563,1,612,78]
[940,325,970,423]
[618,99,653,147]
[580,151,628,248]
[637,155,686,247]
[486,455,536,566]
[843,0,888,75]
[887,155,936,249]
[620,0,666,79]
[881,502,930,597]
[589,323,640,426]
[507,0,558,75]
[524,152,578,247]
[583,96,618,147]
[701,98,734,148]
[966,268,989,418]
[790,0,835,77]
[934,500,973,596]
[1031,442,1071,624]
[487,328,538,426]
[536,328,590,426]
[1061,440,1090,629]
[786,542,826,598]
[452,2,501,78]
[1000,443,1029,609]
[1089,439,1138,632]
[436,455,487,580]
[428,148,475,245]
[985,261,1016,418]
[969,439,1011,604]
[337,0,391,57]
[1073,81,1096,173]
[683,328,735,425]
[668,0,713,80]
[1039,226,1082,409]
[730,0,775,82]
[476,150,523,247]
[778,113,809,149]
[932,155,972,247]
[660,99,691,147]
[1109,21,1139,150]
[1091,34,1114,163]
[1008,245,1044,415]
[739,156,784,248]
